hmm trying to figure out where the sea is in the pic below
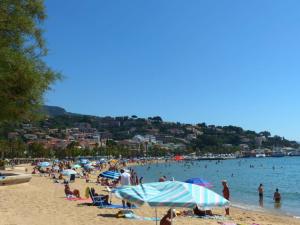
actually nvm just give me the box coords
[132,157,300,217]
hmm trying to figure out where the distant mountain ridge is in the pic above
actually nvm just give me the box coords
[40,105,299,152]
[42,105,68,116]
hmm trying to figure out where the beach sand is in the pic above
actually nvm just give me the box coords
[0,165,299,225]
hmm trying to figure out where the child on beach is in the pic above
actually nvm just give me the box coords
[160,209,176,225]
[64,184,80,198]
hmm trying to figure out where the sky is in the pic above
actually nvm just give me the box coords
[44,0,300,141]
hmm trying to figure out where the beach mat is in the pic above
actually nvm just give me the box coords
[124,213,159,221]
[66,197,92,203]
[217,223,237,225]
[98,204,137,209]
[192,215,228,220]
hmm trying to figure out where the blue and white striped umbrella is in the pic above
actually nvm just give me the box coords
[72,164,81,169]
[114,181,229,208]
[99,171,120,180]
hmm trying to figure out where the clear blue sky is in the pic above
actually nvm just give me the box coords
[44,0,300,140]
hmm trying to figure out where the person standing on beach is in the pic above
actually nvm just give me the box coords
[222,180,230,216]
[258,183,264,207]
[119,169,131,208]
[258,184,264,199]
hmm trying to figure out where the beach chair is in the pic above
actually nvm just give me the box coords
[88,187,108,208]
[88,187,134,209]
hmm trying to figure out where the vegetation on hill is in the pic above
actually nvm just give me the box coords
[0,107,299,159]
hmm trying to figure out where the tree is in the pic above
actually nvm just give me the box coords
[0,0,61,122]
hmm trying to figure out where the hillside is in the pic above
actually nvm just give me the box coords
[41,106,299,150]
[1,105,298,158]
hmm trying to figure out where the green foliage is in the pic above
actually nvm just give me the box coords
[0,0,61,122]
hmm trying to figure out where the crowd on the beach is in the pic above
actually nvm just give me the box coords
[26,158,287,225]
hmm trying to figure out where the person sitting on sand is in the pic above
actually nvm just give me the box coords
[159,176,167,182]
[273,188,281,203]
[90,188,109,204]
[193,206,213,216]
[160,209,176,225]
[64,184,80,198]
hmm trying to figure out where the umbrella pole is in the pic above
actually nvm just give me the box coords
[170,208,173,225]
[155,208,158,225]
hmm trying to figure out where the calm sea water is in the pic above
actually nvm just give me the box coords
[132,157,300,217]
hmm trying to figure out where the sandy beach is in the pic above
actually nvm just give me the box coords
[0,165,299,225]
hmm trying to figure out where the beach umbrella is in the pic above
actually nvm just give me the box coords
[114,181,229,225]
[174,155,183,161]
[72,164,81,169]
[99,170,121,180]
[79,159,89,165]
[114,181,229,208]
[99,158,106,163]
[84,164,94,170]
[90,161,97,166]
[110,159,118,164]
[185,178,213,188]
[53,166,60,171]
[61,169,77,176]
[38,162,51,167]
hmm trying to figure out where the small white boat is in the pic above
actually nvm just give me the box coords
[0,172,32,186]
[256,153,266,158]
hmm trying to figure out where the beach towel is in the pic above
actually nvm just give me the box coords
[98,204,137,209]
[218,222,237,225]
[66,197,92,203]
[192,215,228,220]
[116,210,159,221]
[124,213,159,221]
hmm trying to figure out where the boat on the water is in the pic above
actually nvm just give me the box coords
[0,172,32,186]
[288,150,300,156]
[256,153,266,158]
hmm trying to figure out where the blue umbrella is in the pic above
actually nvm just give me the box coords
[61,169,77,176]
[185,178,213,188]
[79,159,89,164]
[38,162,51,167]
[99,171,120,180]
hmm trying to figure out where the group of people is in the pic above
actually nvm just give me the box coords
[258,183,281,207]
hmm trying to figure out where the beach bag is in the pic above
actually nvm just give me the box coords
[84,187,90,199]
[116,210,134,218]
